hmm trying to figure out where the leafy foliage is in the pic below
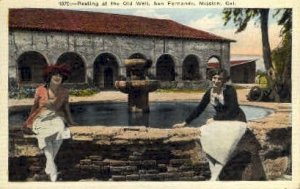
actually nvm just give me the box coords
[222,8,292,102]
[271,9,292,102]
[272,33,291,80]
[273,9,292,36]
[69,88,100,96]
[223,8,260,33]
[9,87,36,99]
[223,8,273,71]
[9,84,100,99]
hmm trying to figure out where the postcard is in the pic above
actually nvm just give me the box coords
[0,0,299,189]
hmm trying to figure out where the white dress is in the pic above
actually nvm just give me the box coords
[200,121,246,165]
[199,88,247,165]
[32,109,70,149]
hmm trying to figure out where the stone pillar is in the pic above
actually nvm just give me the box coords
[86,66,94,85]
[119,66,126,77]
[175,66,181,81]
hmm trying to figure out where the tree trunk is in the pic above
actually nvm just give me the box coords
[260,9,273,71]
[260,9,281,102]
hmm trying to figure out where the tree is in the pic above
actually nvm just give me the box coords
[223,8,292,102]
[271,9,292,102]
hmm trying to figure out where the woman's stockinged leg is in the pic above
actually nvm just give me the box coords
[43,138,63,182]
[44,136,54,173]
[207,155,224,181]
[209,162,223,181]
[49,139,63,182]
[44,142,58,181]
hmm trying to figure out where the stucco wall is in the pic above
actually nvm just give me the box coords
[9,30,230,85]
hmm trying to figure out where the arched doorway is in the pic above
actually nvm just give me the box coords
[56,52,86,83]
[182,55,201,80]
[156,54,175,81]
[104,67,114,88]
[94,53,119,89]
[17,51,48,83]
[207,56,221,79]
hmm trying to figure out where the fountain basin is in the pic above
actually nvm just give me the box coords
[9,102,274,129]
[115,80,159,93]
[115,58,158,113]
[124,58,147,69]
[115,79,160,112]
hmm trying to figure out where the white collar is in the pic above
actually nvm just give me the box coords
[210,85,226,105]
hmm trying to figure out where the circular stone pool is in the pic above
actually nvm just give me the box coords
[9,102,274,129]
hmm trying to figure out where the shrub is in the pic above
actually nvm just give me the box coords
[9,85,100,99]
[9,87,36,99]
[69,87,100,97]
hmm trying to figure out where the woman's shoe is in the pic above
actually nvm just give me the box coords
[45,167,50,175]
[50,173,57,182]
[33,173,48,181]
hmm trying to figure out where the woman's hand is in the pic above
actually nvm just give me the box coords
[67,120,78,127]
[172,122,187,128]
[206,118,214,124]
[22,126,35,135]
[45,99,56,109]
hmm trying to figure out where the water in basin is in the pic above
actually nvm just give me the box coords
[9,102,274,129]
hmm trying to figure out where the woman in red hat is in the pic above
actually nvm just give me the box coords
[23,64,76,182]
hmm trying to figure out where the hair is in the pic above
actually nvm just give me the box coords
[208,68,230,82]
[43,64,71,85]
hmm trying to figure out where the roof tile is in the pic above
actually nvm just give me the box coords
[9,8,234,42]
[208,59,257,68]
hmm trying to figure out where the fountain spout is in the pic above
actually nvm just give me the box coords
[115,59,159,113]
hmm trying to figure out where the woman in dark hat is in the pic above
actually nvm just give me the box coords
[23,64,76,182]
[173,68,247,181]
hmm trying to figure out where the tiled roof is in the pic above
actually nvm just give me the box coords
[208,59,257,68]
[9,8,234,42]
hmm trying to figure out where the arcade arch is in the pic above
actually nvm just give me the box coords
[17,51,48,83]
[182,55,201,80]
[207,56,221,79]
[94,53,119,89]
[56,52,86,83]
[156,54,175,81]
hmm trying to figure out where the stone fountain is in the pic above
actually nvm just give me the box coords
[115,58,159,113]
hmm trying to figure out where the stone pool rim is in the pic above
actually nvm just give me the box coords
[9,100,276,113]
[9,101,276,130]
[8,91,291,132]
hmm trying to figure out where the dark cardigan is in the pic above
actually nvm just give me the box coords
[185,85,247,124]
